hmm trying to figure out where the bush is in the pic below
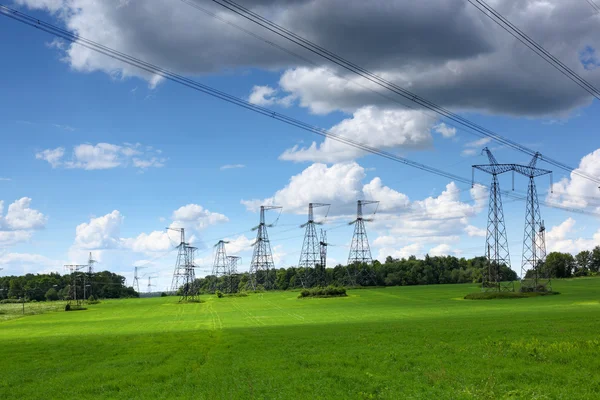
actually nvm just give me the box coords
[298,286,347,299]
[215,290,223,298]
[45,288,59,301]
[160,292,167,297]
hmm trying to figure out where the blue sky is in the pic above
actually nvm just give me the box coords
[1,0,600,291]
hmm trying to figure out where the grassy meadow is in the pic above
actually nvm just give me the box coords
[1,279,600,399]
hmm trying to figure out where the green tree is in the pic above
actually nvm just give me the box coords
[590,246,600,273]
[544,252,575,278]
[575,250,591,276]
[45,287,59,301]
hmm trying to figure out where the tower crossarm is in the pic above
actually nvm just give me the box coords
[473,164,515,176]
[512,165,552,178]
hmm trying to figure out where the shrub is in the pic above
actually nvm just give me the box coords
[298,286,347,299]
[215,290,224,298]
[160,292,167,297]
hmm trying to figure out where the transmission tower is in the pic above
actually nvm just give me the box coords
[147,275,157,293]
[249,205,282,290]
[514,153,552,292]
[212,240,229,292]
[87,252,96,274]
[346,200,379,286]
[133,266,147,293]
[168,227,198,300]
[317,229,328,287]
[63,263,86,305]
[226,255,241,294]
[298,203,330,287]
[473,147,515,292]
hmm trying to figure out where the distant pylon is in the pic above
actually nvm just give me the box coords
[473,148,514,292]
[317,229,328,287]
[346,200,378,286]
[514,152,552,292]
[212,240,229,292]
[249,205,282,290]
[298,203,330,287]
[87,252,96,274]
[133,266,147,293]
[147,275,157,293]
[227,255,241,293]
[168,227,198,300]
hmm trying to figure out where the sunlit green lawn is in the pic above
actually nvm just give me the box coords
[1,279,600,399]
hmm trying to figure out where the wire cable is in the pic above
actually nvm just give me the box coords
[203,0,600,185]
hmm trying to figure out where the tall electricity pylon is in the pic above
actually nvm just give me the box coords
[298,203,330,287]
[147,275,157,293]
[227,255,241,293]
[87,252,96,274]
[133,266,147,293]
[249,205,282,290]
[513,153,552,292]
[346,200,378,286]
[63,263,87,305]
[212,240,229,292]
[317,229,328,287]
[473,147,515,292]
[169,227,198,300]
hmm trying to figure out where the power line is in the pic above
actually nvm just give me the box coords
[585,0,600,14]
[201,0,600,185]
[2,6,598,218]
[467,0,600,99]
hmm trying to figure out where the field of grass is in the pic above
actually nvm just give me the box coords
[1,279,600,399]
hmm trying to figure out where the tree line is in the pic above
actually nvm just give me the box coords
[0,271,137,302]
[189,246,600,294]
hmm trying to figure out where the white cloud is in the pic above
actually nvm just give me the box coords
[433,123,456,138]
[0,231,33,247]
[171,204,229,231]
[36,143,166,170]
[0,198,46,247]
[465,225,486,237]
[0,198,47,231]
[429,243,457,257]
[461,138,492,156]
[248,85,295,107]
[0,178,11,181]
[220,164,246,170]
[0,252,60,274]
[221,235,254,255]
[279,106,437,163]
[16,0,600,118]
[546,217,600,254]
[124,230,174,253]
[35,147,65,168]
[362,177,410,212]
[548,148,600,209]
[241,162,365,214]
[378,243,424,260]
[74,210,124,250]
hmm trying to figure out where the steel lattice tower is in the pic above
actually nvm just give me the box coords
[515,153,552,292]
[227,255,241,293]
[212,240,229,292]
[317,229,328,287]
[473,148,515,292]
[298,203,330,287]
[249,205,281,290]
[346,200,379,286]
[169,227,198,300]
[133,266,147,294]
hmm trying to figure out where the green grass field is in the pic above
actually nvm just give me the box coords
[2,279,600,399]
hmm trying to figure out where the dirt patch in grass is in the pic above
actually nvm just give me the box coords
[465,291,560,300]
